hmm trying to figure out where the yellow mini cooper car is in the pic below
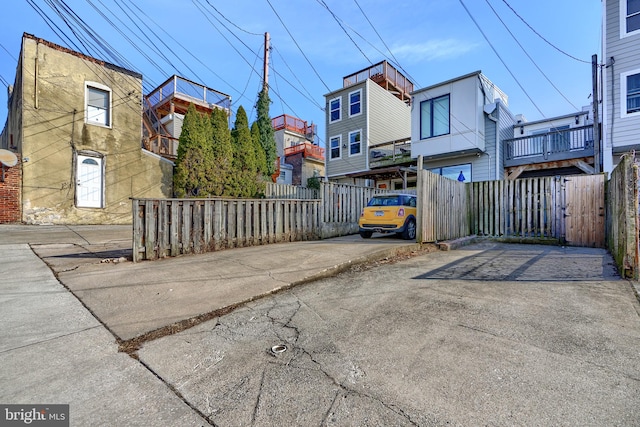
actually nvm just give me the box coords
[358,194,417,240]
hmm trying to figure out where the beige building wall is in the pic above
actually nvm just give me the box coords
[10,34,172,224]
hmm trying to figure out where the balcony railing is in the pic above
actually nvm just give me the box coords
[369,138,412,167]
[504,125,594,167]
[146,75,231,114]
[272,114,316,140]
[284,142,325,161]
[142,134,179,159]
[343,60,413,103]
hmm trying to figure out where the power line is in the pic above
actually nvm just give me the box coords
[500,0,591,64]
[484,0,580,111]
[458,0,546,118]
[315,0,372,65]
[264,0,330,92]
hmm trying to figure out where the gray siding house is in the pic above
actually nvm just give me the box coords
[601,0,640,172]
[411,71,515,182]
[324,61,412,189]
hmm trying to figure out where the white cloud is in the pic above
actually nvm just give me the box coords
[391,39,479,62]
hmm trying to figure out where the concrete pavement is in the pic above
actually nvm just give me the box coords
[0,242,208,426]
[0,225,423,425]
[1,225,640,426]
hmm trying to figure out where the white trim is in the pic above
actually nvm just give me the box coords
[329,135,342,160]
[76,152,105,208]
[620,0,640,38]
[348,89,362,118]
[85,81,112,128]
[620,68,640,118]
[348,129,363,157]
[329,96,342,123]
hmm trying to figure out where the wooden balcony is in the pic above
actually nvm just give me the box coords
[145,75,231,117]
[142,134,179,160]
[369,138,412,168]
[272,114,316,140]
[343,60,413,104]
[284,142,325,161]
[504,126,595,168]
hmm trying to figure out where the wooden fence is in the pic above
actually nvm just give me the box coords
[469,175,604,247]
[417,170,471,243]
[264,182,319,199]
[471,177,558,239]
[605,154,639,278]
[266,182,394,237]
[133,198,321,262]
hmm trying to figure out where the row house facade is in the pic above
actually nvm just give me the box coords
[601,0,640,173]
[324,61,413,190]
[0,33,173,224]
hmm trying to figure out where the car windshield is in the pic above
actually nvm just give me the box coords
[367,195,415,207]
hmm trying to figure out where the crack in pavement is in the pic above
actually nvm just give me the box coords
[261,296,420,426]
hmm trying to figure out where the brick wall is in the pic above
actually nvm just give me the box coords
[0,154,22,223]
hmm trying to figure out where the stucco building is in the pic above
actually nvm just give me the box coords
[0,33,173,224]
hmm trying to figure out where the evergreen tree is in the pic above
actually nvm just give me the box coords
[210,107,234,196]
[173,104,213,197]
[231,106,258,197]
[251,121,268,177]
[256,88,277,178]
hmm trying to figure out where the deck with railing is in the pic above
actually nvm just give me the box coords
[272,114,316,140]
[145,75,231,116]
[504,125,594,167]
[343,60,413,103]
[369,138,412,167]
[284,142,325,161]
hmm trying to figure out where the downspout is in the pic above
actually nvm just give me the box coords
[607,57,615,154]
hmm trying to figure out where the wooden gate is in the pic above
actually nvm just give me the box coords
[562,174,605,247]
[435,174,607,248]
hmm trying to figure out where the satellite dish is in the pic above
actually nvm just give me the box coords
[0,149,18,167]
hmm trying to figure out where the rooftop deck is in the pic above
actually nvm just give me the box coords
[343,60,413,104]
[272,114,316,140]
[145,75,231,117]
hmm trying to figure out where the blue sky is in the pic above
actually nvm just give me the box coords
[0,0,602,145]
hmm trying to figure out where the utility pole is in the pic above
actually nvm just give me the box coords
[592,54,601,174]
[263,32,270,93]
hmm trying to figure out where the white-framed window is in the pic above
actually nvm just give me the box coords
[420,94,450,139]
[85,82,112,127]
[330,135,341,160]
[349,89,362,117]
[621,69,640,117]
[621,0,640,37]
[348,130,362,156]
[329,97,341,123]
[429,163,472,182]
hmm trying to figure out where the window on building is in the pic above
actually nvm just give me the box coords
[627,0,640,33]
[349,90,362,117]
[626,72,640,114]
[420,94,450,139]
[330,136,341,159]
[330,97,341,123]
[349,130,361,156]
[86,84,111,127]
[429,163,472,182]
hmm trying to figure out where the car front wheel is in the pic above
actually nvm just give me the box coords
[401,218,416,240]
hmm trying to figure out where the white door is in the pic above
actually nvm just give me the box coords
[77,155,103,208]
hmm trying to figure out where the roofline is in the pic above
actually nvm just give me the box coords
[411,70,482,96]
[515,110,590,127]
[22,33,143,80]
